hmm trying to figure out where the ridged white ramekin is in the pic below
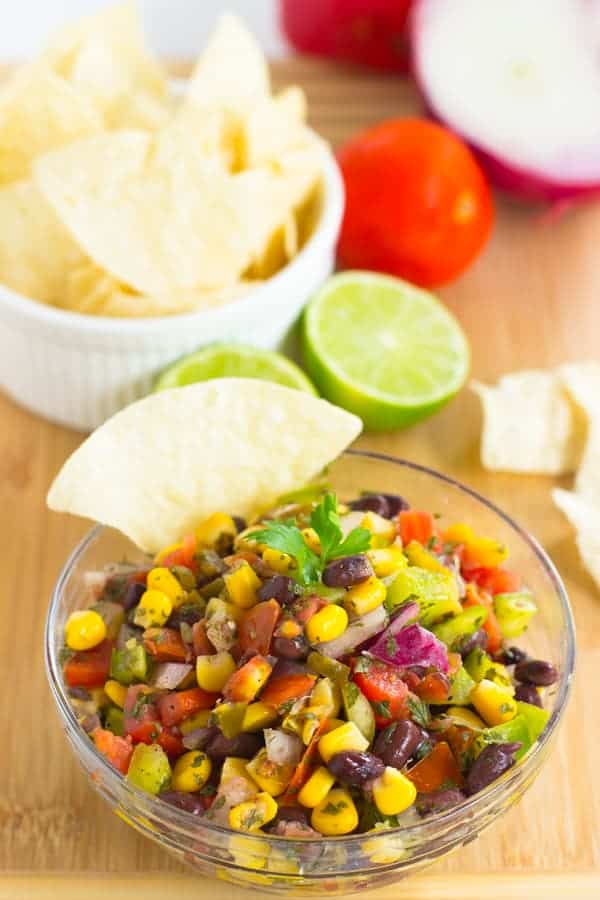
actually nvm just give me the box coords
[0,146,343,431]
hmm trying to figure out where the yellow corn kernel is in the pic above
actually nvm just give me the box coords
[301,527,321,553]
[229,792,278,832]
[318,721,369,763]
[372,766,417,817]
[146,567,186,608]
[278,618,302,640]
[224,561,262,609]
[367,546,407,577]
[344,576,386,618]
[104,679,127,709]
[179,709,212,735]
[196,512,237,548]
[220,757,259,793]
[311,788,358,836]
[196,651,236,692]
[471,679,518,727]
[262,547,292,574]
[302,678,342,740]
[298,766,336,808]
[305,604,348,645]
[246,749,293,797]
[361,512,395,547]
[171,751,212,793]
[446,707,485,731]
[133,590,172,629]
[154,542,182,565]
[403,541,449,574]
[229,833,271,870]
[64,610,107,651]
[242,702,278,733]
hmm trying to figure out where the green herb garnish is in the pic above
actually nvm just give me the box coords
[407,696,430,728]
[372,700,391,718]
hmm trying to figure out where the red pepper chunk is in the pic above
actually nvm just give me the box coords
[157,687,218,727]
[398,510,436,546]
[238,599,281,655]
[92,727,133,774]
[223,655,272,703]
[463,583,502,655]
[463,565,523,596]
[352,659,409,727]
[259,673,316,709]
[124,685,161,744]
[157,726,185,759]
[64,639,113,688]
[406,741,464,793]
[414,672,450,704]
[192,620,214,657]
[143,627,188,662]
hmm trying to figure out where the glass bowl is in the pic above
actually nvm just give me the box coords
[45,450,575,895]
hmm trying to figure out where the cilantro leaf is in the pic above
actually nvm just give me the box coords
[311,492,371,562]
[251,520,321,586]
[372,700,391,718]
[407,696,430,728]
[329,526,372,559]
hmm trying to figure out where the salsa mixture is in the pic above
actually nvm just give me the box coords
[60,488,556,838]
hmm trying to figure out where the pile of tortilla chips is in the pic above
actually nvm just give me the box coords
[473,363,600,590]
[0,4,325,317]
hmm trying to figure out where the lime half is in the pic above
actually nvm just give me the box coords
[154,344,318,394]
[301,271,470,430]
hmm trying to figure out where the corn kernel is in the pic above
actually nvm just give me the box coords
[302,678,342,740]
[301,527,321,553]
[318,721,369,763]
[196,512,237,548]
[367,546,407,577]
[471,679,518,726]
[179,709,212,735]
[361,512,395,547]
[277,618,302,640]
[311,788,358,836]
[103,679,127,709]
[133,590,172,629]
[262,547,292,574]
[229,833,271,870]
[344,576,386,618]
[403,541,449,574]
[64,610,107,651]
[246,749,293,797]
[372,767,417,817]
[298,766,335,808]
[196,651,236,692]
[146,567,186,608]
[224,561,262,609]
[171,751,211,793]
[154,542,182,565]
[305,604,348,645]
[229,792,278,831]
[242,702,278,733]
[221,757,259,788]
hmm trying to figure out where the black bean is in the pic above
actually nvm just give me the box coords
[458,628,488,658]
[498,645,527,666]
[327,751,385,786]
[269,806,310,830]
[272,658,308,678]
[68,686,91,701]
[373,720,424,770]
[122,581,145,611]
[272,635,309,661]
[257,575,299,605]
[168,603,205,630]
[160,791,206,816]
[81,713,101,734]
[465,743,521,795]
[206,732,263,761]
[348,494,390,516]
[322,554,373,588]
[380,493,410,515]
[233,516,247,533]
[416,788,466,817]
[514,659,558,686]
[183,726,219,751]
[515,683,543,707]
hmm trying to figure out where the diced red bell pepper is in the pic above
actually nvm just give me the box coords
[92,727,133,774]
[463,566,523,596]
[279,718,330,806]
[157,725,185,759]
[406,741,464,792]
[398,510,436,547]
[64,639,113,688]
[143,627,188,662]
[161,534,197,571]
[352,659,409,727]
[223,655,272,703]
[259,673,316,709]
[463,583,502,655]
[157,687,219,727]
[238,599,281,656]
[413,672,450,704]
[192,620,214,657]
[123,685,161,744]
[294,595,326,626]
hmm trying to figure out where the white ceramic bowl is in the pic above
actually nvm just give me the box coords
[0,143,343,431]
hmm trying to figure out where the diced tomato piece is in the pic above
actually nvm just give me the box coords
[463,566,523,596]
[294,595,326,626]
[157,726,185,759]
[161,534,198,571]
[92,727,133,774]
[238,599,281,655]
[143,627,188,662]
[463,583,502,654]
[124,685,161,744]
[192,620,214,657]
[223,655,272,703]
[64,639,113,688]
[406,741,464,792]
[259,673,316,709]
[398,510,435,546]
[414,672,450,704]
[352,659,409,727]
[157,687,219,727]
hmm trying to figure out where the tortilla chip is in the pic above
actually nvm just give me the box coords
[472,371,586,474]
[47,379,362,552]
[552,488,600,588]
[0,179,86,303]
[240,87,308,168]
[0,64,101,185]
[559,362,600,503]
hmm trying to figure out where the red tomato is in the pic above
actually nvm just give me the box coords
[279,1,413,73]
[143,627,188,662]
[92,727,133,774]
[157,726,185,759]
[337,118,494,287]
[463,566,522,596]
[352,659,409,727]
[157,687,218,727]
[63,639,113,688]
[398,510,436,546]
[413,672,450,704]
[238,600,281,656]
[123,685,161,744]
[191,620,215,657]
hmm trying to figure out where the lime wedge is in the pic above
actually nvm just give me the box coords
[301,271,470,430]
[154,344,318,394]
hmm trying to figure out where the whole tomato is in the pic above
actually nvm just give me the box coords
[337,118,494,287]
[279,0,413,72]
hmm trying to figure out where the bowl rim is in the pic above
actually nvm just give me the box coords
[45,449,576,847]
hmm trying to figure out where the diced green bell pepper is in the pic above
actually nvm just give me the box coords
[472,714,531,761]
[447,666,476,705]
[516,700,549,744]
[432,605,488,649]
[127,743,171,795]
[169,565,197,591]
[104,706,125,737]
[342,682,375,743]
[493,592,537,639]
[110,641,148,686]
[464,648,513,690]
[212,702,247,739]
[307,652,350,684]
[386,566,461,626]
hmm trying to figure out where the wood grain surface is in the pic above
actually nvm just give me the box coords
[1,59,599,898]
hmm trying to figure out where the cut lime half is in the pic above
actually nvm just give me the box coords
[154,344,318,394]
[301,271,470,430]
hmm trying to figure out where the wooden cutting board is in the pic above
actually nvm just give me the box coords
[1,59,599,899]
